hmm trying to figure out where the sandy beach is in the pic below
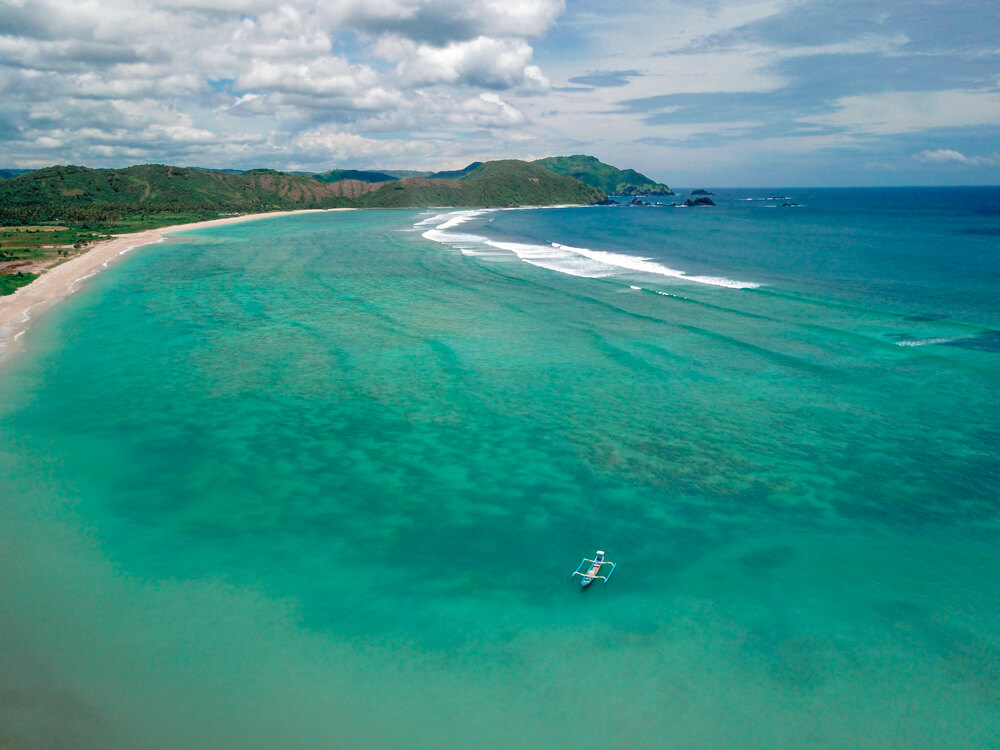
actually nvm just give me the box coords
[0,208,351,355]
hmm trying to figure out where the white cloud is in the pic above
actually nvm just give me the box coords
[292,128,440,162]
[0,36,159,71]
[0,0,569,167]
[803,89,1000,135]
[228,7,332,61]
[451,92,526,127]
[322,0,565,41]
[225,93,275,117]
[916,149,969,164]
[2,0,999,181]
[380,36,549,91]
[915,149,999,165]
[236,57,378,98]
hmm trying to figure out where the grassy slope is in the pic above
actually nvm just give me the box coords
[363,160,605,208]
[533,155,673,196]
[1,161,602,218]
[0,165,358,216]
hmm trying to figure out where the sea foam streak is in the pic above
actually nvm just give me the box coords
[896,337,959,347]
[419,209,761,289]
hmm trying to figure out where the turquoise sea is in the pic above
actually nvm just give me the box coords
[1,189,998,749]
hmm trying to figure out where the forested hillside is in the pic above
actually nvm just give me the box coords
[534,155,673,196]
[0,160,606,225]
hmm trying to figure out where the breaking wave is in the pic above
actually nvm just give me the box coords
[418,209,761,290]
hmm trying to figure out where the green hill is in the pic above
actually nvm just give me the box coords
[0,160,604,224]
[533,155,672,196]
[361,160,605,208]
[0,164,360,224]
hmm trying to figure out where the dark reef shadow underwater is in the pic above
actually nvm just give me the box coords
[1,189,998,749]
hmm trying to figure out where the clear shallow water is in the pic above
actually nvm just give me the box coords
[1,195,998,749]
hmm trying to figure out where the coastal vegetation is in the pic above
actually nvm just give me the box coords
[0,224,114,294]
[533,154,673,196]
[0,160,606,224]
[0,164,358,226]
[358,160,603,208]
[0,271,38,295]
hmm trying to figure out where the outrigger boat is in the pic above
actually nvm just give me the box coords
[571,550,616,588]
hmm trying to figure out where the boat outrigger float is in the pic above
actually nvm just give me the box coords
[571,550,616,588]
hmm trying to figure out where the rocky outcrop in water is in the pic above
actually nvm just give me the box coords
[683,196,716,207]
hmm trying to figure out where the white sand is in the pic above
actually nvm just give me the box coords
[0,209,352,355]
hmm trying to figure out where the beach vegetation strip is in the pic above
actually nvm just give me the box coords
[0,213,220,296]
[0,271,38,295]
[0,224,112,292]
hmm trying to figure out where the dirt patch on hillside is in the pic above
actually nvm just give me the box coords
[0,256,69,274]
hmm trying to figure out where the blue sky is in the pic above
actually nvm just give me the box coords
[1,0,998,185]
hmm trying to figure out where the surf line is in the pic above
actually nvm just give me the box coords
[417,208,761,290]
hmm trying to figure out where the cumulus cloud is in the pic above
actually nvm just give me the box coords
[380,36,549,90]
[226,93,275,117]
[0,36,157,71]
[0,0,565,163]
[451,93,526,127]
[236,57,377,98]
[292,127,442,163]
[228,7,332,61]
[0,0,565,167]
[321,0,565,43]
[3,0,999,182]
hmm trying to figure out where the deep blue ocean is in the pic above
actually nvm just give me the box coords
[429,187,1000,327]
[1,188,998,749]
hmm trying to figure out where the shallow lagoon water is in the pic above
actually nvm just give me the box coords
[1,196,998,748]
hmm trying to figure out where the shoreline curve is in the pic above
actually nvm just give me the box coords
[0,208,353,359]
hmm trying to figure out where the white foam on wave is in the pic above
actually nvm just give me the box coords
[0,299,38,352]
[485,240,614,278]
[550,242,759,288]
[896,337,958,347]
[414,209,488,230]
[419,209,761,289]
[101,239,151,267]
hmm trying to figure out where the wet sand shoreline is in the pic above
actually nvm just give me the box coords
[0,208,353,357]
